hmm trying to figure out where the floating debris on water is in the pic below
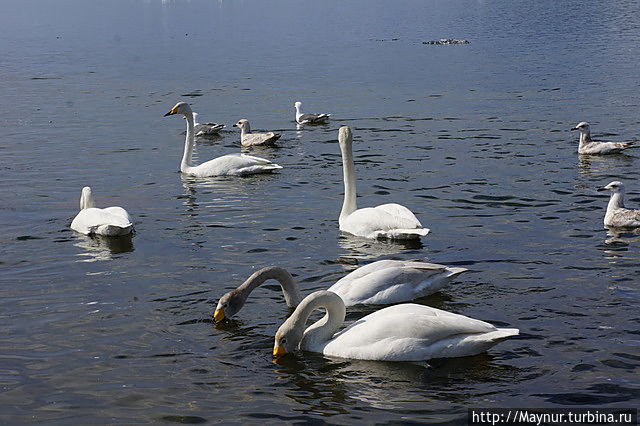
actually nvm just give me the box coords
[422,39,470,45]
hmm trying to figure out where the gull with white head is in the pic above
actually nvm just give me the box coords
[571,122,634,155]
[164,102,282,177]
[597,181,640,228]
[294,101,331,125]
[192,112,224,136]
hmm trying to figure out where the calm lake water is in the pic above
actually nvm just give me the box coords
[2,0,639,423]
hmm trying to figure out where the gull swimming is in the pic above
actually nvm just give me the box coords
[233,119,281,147]
[273,290,519,361]
[70,187,133,236]
[337,126,429,240]
[598,181,640,228]
[294,101,330,124]
[213,261,468,321]
[571,122,634,155]
[164,102,282,177]
[192,112,224,136]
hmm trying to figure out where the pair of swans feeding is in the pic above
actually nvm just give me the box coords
[214,263,520,362]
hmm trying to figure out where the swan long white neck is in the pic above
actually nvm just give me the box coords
[237,266,301,307]
[182,111,196,173]
[339,127,358,220]
[80,187,95,210]
[292,291,345,350]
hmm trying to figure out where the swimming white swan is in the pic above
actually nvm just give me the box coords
[164,102,282,177]
[598,181,640,228]
[337,126,429,239]
[213,262,467,321]
[294,101,330,124]
[571,122,634,155]
[192,112,224,136]
[70,187,133,236]
[273,290,519,361]
[233,119,281,147]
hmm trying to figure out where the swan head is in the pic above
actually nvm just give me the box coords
[338,125,352,146]
[164,102,192,117]
[80,186,95,210]
[570,121,590,133]
[213,290,247,322]
[233,119,250,132]
[273,323,303,359]
[294,101,302,110]
[598,180,625,194]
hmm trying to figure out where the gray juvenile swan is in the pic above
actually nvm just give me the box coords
[70,187,133,236]
[294,101,330,124]
[273,290,519,361]
[213,262,467,322]
[164,102,282,177]
[571,122,634,155]
[598,181,640,228]
[337,126,430,239]
[233,119,281,147]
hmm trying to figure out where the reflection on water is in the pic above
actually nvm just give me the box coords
[578,154,636,176]
[337,233,424,261]
[603,226,640,246]
[73,234,134,262]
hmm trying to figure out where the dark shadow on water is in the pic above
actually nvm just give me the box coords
[337,233,425,260]
[72,233,134,262]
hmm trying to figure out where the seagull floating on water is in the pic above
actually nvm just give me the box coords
[71,187,133,236]
[598,181,640,228]
[192,112,224,136]
[233,119,281,147]
[571,122,634,155]
[294,101,330,125]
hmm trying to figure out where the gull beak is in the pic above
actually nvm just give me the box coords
[213,309,225,322]
[232,124,237,127]
[596,186,608,192]
[273,346,286,358]
[570,127,578,131]
[164,106,179,117]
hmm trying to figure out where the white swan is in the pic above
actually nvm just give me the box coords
[273,291,519,361]
[213,262,467,322]
[70,187,133,236]
[598,181,640,228]
[233,119,281,147]
[164,102,282,177]
[192,112,224,136]
[571,122,634,155]
[294,101,330,124]
[337,126,429,239]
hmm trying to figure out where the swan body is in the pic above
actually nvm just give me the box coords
[165,102,282,177]
[273,291,519,361]
[337,126,429,239]
[233,119,281,147]
[192,112,224,136]
[598,181,640,228]
[571,122,634,155]
[70,187,133,236]
[294,101,330,124]
[213,262,467,321]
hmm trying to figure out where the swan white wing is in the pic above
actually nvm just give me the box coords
[71,207,132,236]
[103,206,132,222]
[328,260,459,305]
[188,153,282,177]
[340,204,429,239]
[315,304,517,361]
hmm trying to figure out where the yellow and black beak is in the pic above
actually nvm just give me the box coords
[273,345,286,358]
[213,309,225,322]
[164,106,179,116]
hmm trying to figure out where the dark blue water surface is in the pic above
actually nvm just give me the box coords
[1,0,639,423]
